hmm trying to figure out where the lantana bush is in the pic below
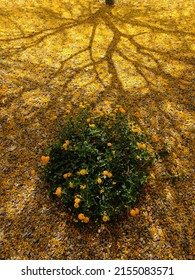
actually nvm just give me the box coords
[40,103,156,224]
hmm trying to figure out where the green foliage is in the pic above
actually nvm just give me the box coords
[40,104,156,224]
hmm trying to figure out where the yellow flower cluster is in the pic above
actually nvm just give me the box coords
[77,169,88,175]
[78,213,90,223]
[62,140,70,150]
[74,195,82,208]
[97,178,102,184]
[54,187,62,197]
[102,170,112,178]
[102,211,109,222]
[75,198,81,204]
[130,208,139,216]
[63,172,72,179]
[41,156,50,164]
[137,142,146,149]
[102,215,109,222]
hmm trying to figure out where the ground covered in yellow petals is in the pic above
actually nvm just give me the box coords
[0,0,194,259]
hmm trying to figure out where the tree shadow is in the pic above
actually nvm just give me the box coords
[1,1,194,118]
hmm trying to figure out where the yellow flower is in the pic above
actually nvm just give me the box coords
[177,143,182,149]
[130,209,136,216]
[41,156,50,164]
[119,107,126,114]
[80,184,87,189]
[78,213,85,220]
[102,216,109,222]
[66,109,70,114]
[54,187,62,197]
[173,152,177,158]
[97,178,102,184]
[31,169,36,176]
[78,169,88,175]
[74,203,79,208]
[137,142,146,149]
[130,208,139,216]
[102,170,112,178]
[62,140,70,150]
[112,181,116,185]
[100,189,104,194]
[74,198,81,204]
[89,123,95,128]
[50,115,57,121]
[63,172,72,179]
[112,150,116,155]
[107,142,112,147]
[69,182,74,188]
[86,118,91,123]
[107,172,112,178]
[83,217,90,223]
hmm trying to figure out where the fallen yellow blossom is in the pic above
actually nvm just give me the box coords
[119,107,126,114]
[134,112,141,118]
[152,135,158,142]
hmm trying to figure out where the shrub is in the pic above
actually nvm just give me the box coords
[40,103,156,224]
